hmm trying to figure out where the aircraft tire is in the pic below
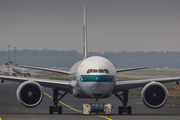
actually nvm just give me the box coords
[127,106,132,115]
[13,73,17,76]
[24,74,27,77]
[58,106,62,114]
[118,106,123,115]
[49,106,53,114]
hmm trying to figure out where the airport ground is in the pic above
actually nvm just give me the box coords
[0,81,180,120]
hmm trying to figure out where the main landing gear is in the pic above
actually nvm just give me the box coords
[114,90,132,115]
[49,89,67,114]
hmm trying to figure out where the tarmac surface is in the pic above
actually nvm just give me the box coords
[0,81,180,120]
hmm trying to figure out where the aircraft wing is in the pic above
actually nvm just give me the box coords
[114,77,180,93]
[20,65,71,75]
[0,75,73,92]
[116,66,148,73]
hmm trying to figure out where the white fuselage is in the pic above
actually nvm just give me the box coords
[69,56,117,98]
[13,67,29,75]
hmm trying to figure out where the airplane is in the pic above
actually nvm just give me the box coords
[0,5,180,115]
[12,67,31,77]
[12,49,31,77]
[3,62,31,77]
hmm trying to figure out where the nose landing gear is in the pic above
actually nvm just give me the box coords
[93,94,102,101]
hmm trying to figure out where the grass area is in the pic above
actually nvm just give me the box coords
[117,68,180,77]
[168,90,180,97]
[48,75,68,80]
[117,76,138,81]
[31,75,68,80]
[166,101,180,105]
[129,89,142,96]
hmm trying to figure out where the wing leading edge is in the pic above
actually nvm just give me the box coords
[114,77,180,93]
[0,75,73,93]
[20,65,71,75]
[116,66,148,73]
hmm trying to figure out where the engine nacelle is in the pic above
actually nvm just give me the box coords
[16,81,43,107]
[141,82,168,109]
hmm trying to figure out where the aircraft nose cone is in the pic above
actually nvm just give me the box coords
[79,75,115,97]
[92,83,103,94]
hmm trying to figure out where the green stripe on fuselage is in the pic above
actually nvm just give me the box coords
[81,75,114,82]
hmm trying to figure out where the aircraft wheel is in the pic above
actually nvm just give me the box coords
[118,106,123,115]
[58,106,62,114]
[49,106,53,114]
[127,106,132,115]
[13,73,17,76]
[24,74,27,77]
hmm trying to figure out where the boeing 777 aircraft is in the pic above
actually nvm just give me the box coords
[0,5,180,115]
[1,62,30,77]
[12,67,31,77]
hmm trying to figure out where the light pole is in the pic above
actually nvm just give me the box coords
[7,45,11,71]
[13,47,16,67]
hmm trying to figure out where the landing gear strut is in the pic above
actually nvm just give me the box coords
[93,94,102,101]
[49,89,67,114]
[114,90,132,115]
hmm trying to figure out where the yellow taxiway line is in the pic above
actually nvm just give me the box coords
[44,92,112,120]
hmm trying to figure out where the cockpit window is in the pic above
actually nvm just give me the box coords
[87,69,92,73]
[87,69,109,74]
[104,69,109,74]
[99,69,104,73]
[93,69,98,73]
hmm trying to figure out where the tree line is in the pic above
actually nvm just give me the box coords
[0,49,180,68]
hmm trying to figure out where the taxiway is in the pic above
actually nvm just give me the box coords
[0,82,180,120]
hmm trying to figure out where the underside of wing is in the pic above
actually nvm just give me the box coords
[20,65,71,75]
[114,77,180,93]
[0,75,73,92]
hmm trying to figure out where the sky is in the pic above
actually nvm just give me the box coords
[0,0,180,53]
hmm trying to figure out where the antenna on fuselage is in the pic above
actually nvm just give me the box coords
[83,5,88,59]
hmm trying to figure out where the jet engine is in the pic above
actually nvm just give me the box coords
[141,82,168,109]
[16,81,43,107]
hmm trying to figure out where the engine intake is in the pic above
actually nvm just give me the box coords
[141,82,168,109]
[16,81,43,107]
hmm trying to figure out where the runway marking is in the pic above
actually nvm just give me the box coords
[44,92,82,113]
[136,102,143,104]
[44,92,112,120]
